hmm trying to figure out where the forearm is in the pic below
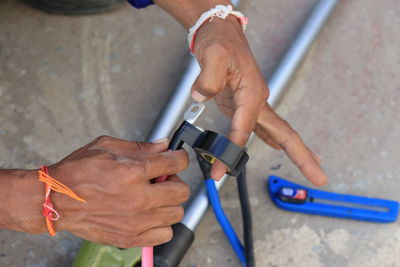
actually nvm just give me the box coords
[0,169,45,234]
[154,0,231,30]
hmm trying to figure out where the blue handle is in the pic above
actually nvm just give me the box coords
[268,176,399,223]
[127,0,154,9]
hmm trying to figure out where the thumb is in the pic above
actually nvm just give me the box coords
[191,50,229,102]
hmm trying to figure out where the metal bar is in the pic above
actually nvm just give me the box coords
[148,60,200,142]
[268,0,338,105]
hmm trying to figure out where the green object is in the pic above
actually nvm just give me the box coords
[73,241,141,267]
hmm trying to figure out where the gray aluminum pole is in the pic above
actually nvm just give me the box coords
[268,0,338,105]
[147,60,199,142]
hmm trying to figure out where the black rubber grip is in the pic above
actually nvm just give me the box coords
[154,223,194,267]
[169,121,248,177]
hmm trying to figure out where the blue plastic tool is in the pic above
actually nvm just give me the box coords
[126,0,153,9]
[268,176,399,223]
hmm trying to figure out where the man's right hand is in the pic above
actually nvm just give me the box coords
[45,136,190,248]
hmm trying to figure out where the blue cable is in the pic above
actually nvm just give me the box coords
[205,179,247,266]
[126,0,154,9]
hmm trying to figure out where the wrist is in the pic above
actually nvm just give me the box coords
[210,14,244,33]
[187,4,248,54]
[0,169,46,234]
[155,0,231,30]
[192,12,248,57]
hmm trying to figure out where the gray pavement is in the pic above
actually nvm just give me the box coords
[1,0,400,266]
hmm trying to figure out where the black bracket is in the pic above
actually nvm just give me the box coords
[169,121,249,177]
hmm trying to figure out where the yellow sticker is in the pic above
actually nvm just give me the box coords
[201,152,216,164]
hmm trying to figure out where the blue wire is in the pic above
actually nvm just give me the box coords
[205,179,247,266]
[126,0,154,9]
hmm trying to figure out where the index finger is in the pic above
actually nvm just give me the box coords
[257,104,328,186]
[91,136,169,156]
[135,150,189,180]
[228,89,263,147]
[214,95,259,179]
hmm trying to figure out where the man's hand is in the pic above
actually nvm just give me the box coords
[1,137,189,248]
[192,16,267,147]
[155,0,328,186]
[49,136,190,248]
[255,105,327,186]
[192,17,327,186]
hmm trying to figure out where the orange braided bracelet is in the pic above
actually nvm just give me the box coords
[38,166,86,236]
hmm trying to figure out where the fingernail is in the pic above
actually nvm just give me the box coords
[192,90,207,102]
[152,138,169,143]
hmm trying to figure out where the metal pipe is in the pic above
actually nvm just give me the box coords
[148,60,200,142]
[268,0,338,105]
[181,0,338,231]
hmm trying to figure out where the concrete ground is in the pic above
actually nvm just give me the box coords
[1,0,399,266]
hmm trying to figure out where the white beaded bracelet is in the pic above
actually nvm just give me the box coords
[188,4,248,54]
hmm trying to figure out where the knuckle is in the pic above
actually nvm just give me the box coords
[95,135,114,146]
[134,142,146,153]
[196,80,220,96]
[168,150,189,173]
[136,159,151,179]
[129,220,148,235]
[117,160,137,178]
[125,159,141,174]
[286,126,300,140]
[162,206,184,225]
[165,153,179,173]
[179,150,190,170]
[178,183,190,202]
[142,159,152,176]
[131,192,149,211]
[231,127,251,145]
[262,86,270,99]
[281,126,301,146]
[161,227,173,243]
[174,206,185,222]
